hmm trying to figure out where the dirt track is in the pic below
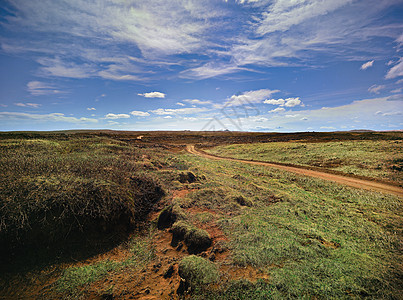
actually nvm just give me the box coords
[186,145,403,197]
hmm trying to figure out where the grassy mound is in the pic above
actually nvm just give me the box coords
[171,221,212,254]
[178,255,219,293]
[0,136,165,269]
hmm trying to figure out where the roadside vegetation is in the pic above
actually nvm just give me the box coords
[1,131,401,299]
[174,150,402,299]
[207,139,403,184]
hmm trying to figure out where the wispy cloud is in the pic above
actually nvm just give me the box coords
[150,107,208,115]
[27,81,62,96]
[0,112,97,123]
[360,60,374,70]
[183,99,212,105]
[138,92,166,98]
[2,0,402,81]
[386,58,403,79]
[228,1,402,75]
[130,110,150,117]
[14,102,41,108]
[87,107,96,111]
[368,84,386,94]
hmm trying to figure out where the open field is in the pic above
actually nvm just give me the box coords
[207,139,403,185]
[0,131,402,299]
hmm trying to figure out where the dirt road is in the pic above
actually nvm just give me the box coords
[186,145,403,197]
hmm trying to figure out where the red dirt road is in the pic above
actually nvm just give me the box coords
[186,145,403,198]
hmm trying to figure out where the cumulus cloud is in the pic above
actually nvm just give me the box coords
[138,92,166,98]
[176,102,185,106]
[368,84,386,94]
[225,89,280,107]
[264,99,285,106]
[264,97,302,107]
[14,102,41,108]
[87,107,96,111]
[269,107,285,113]
[130,110,150,117]
[360,60,374,70]
[104,113,130,119]
[0,112,97,123]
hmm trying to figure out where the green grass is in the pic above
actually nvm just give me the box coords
[177,150,402,299]
[207,140,403,183]
[55,233,155,297]
[178,255,219,289]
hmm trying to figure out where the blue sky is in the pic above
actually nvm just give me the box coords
[0,0,402,132]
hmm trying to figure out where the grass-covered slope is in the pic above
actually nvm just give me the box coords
[207,139,403,184]
[0,135,166,269]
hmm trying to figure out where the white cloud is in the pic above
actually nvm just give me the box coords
[264,99,285,106]
[269,107,285,113]
[0,112,97,123]
[386,58,403,79]
[181,62,245,79]
[176,102,185,106]
[368,84,386,94]
[87,107,96,111]
[163,116,173,119]
[150,107,208,115]
[284,97,302,107]
[37,57,94,79]
[360,60,374,70]
[104,113,130,119]
[138,92,166,98]
[228,0,402,74]
[380,111,402,116]
[226,89,280,106]
[320,126,336,130]
[27,81,62,96]
[396,33,403,46]
[14,102,41,108]
[130,110,150,117]
[264,97,302,107]
[5,1,214,58]
[183,99,212,105]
